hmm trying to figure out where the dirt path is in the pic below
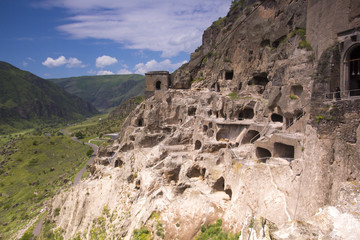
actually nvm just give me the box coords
[32,137,98,237]
[72,137,98,186]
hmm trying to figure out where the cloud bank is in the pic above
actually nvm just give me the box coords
[40,0,231,57]
[96,55,118,68]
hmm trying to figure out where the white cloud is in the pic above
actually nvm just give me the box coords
[97,70,114,75]
[96,55,118,68]
[42,56,85,68]
[134,59,187,75]
[42,56,67,67]
[41,0,231,57]
[67,57,85,68]
[117,69,132,74]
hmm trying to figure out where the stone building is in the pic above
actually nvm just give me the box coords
[144,71,171,99]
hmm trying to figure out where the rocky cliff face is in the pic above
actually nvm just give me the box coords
[48,1,360,239]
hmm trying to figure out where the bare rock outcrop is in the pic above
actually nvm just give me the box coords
[48,0,360,239]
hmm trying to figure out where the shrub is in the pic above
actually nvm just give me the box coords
[196,219,240,240]
[86,148,94,157]
[133,226,151,240]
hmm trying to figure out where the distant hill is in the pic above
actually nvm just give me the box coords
[49,74,145,112]
[0,61,98,134]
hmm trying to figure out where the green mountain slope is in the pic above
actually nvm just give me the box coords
[0,61,98,134]
[49,74,145,112]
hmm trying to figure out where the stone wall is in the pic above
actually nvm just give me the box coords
[144,71,170,98]
[307,0,360,60]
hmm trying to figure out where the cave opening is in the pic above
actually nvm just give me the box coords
[271,113,283,123]
[238,108,254,120]
[241,130,260,144]
[256,147,271,162]
[274,142,295,160]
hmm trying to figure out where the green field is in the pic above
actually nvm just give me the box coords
[0,134,91,239]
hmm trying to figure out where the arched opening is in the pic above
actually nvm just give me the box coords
[271,113,283,123]
[238,108,254,120]
[274,143,294,160]
[241,130,260,144]
[349,45,360,96]
[248,72,269,94]
[256,147,271,162]
[137,118,143,127]
[156,81,161,90]
[195,140,202,150]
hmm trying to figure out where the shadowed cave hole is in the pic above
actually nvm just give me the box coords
[114,158,123,168]
[238,108,254,120]
[241,130,260,144]
[203,125,208,132]
[290,85,303,97]
[248,73,269,94]
[188,106,197,116]
[274,142,294,159]
[271,113,283,123]
[256,147,271,162]
[195,140,202,150]
[225,71,234,80]
[213,177,225,191]
[186,165,206,178]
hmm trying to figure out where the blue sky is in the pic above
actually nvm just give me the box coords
[0,0,231,78]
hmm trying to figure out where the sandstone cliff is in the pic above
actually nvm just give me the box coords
[48,1,360,239]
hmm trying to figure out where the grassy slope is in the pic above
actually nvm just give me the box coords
[0,134,91,239]
[0,61,98,134]
[49,74,145,112]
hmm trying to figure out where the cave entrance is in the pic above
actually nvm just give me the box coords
[349,45,360,96]
[290,85,303,98]
[225,70,234,80]
[238,108,254,120]
[195,140,202,150]
[156,81,161,90]
[256,147,271,162]
[241,130,260,144]
[271,113,283,123]
[274,142,294,160]
[216,124,247,141]
[248,72,269,94]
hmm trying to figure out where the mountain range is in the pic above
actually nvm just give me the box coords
[0,61,98,134]
[49,74,145,112]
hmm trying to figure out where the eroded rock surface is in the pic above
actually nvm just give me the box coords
[48,0,360,239]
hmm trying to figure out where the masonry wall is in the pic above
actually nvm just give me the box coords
[307,0,360,60]
[145,71,170,99]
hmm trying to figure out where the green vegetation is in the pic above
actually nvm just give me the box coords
[298,40,313,51]
[230,0,245,10]
[212,17,227,30]
[227,92,239,100]
[50,74,145,112]
[289,94,299,100]
[195,219,240,240]
[133,226,152,240]
[285,29,312,51]
[0,134,90,239]
[316,115,323,123]
[0,61,98,135]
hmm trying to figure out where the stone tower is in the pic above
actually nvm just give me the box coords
[145,71,171,99]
